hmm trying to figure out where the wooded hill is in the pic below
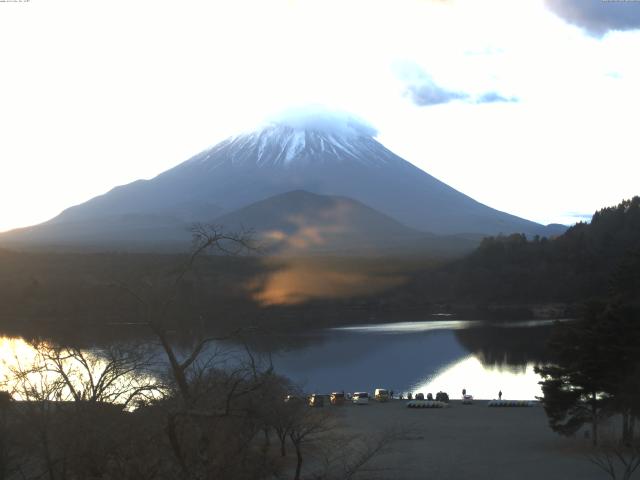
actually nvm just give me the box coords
[409,197,640,306]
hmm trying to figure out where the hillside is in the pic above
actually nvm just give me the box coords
[0,112,557,254]
[0,190,480,256]
[213,190,479,256]
[408,197,640,305]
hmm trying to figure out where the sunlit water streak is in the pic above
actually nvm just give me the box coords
[333,318,566,333]
[0,336,160,405]
[0,337,49,393]
[410,355,543,400]
[333,320,476,333]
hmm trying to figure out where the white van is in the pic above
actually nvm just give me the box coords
[352,392,369,405]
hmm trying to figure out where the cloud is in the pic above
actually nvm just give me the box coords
[545,0,640,37]
[565,212,593,221]
[265,105,378,137]
[395,62,517,107]
[405,80,469,106]
[475,92,518,104]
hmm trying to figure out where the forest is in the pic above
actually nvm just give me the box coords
[1,197,639,341]
[405,196,640,310]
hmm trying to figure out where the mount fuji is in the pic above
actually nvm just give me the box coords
[1,110,563,253]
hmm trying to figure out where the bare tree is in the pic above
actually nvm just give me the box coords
[2,337,164,480]
[110,224,289,479]
[113,223,254,406]
[588,441,640,480]
[287,408,336,480]
[4,347,76,480]
[30,340,162,410]
[0,223,402,480]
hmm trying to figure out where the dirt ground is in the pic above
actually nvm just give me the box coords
[332,399,605,480]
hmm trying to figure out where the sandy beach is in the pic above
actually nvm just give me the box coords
[333,399,603,480]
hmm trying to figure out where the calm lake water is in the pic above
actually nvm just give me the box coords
[0,319,557,401]
[265,319,555,400]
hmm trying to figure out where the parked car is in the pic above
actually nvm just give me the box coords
[330,392,345,405]
[374,388,390,402]
[352,392,369,405]
[435,391,450,402]
[308,394,330,407]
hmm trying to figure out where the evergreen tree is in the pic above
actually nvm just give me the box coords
[598,303,640,445]
[536,302,640,446]
[535,304,617,445]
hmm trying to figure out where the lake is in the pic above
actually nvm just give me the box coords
[262,319,555,400]
[0,319,557,401]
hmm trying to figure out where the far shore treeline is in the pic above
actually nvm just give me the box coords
[413,196,640,308]
[0,197,638,341]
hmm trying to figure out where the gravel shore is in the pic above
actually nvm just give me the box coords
[333,399,603,480]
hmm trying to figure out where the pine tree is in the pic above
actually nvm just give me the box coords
[536,302,640,446]
[535,304,616,445]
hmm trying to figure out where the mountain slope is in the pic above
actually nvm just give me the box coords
[45,115,549,236]
[1,213,190,251]
[1,190,480,256]
[215,189,420,238]
[1,111,562,251]
[213,190,476,255]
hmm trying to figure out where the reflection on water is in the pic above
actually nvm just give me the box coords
[454,322,552,369]
[0,337,48,397]
[1,320,554,401]
[251,256,406,306]
[0,336,35,367]
[270,320,553,399]
[414,356,542,400]
[270,329,467,394]
[333,320,476,333]
[0,336,159,406]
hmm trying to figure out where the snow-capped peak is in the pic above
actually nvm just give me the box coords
[184,108,399,170]
[260,106,378,139]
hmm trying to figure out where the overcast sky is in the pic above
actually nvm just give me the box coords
[1,0,639,232]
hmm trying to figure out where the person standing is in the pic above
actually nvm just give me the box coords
[498,390,502,400]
